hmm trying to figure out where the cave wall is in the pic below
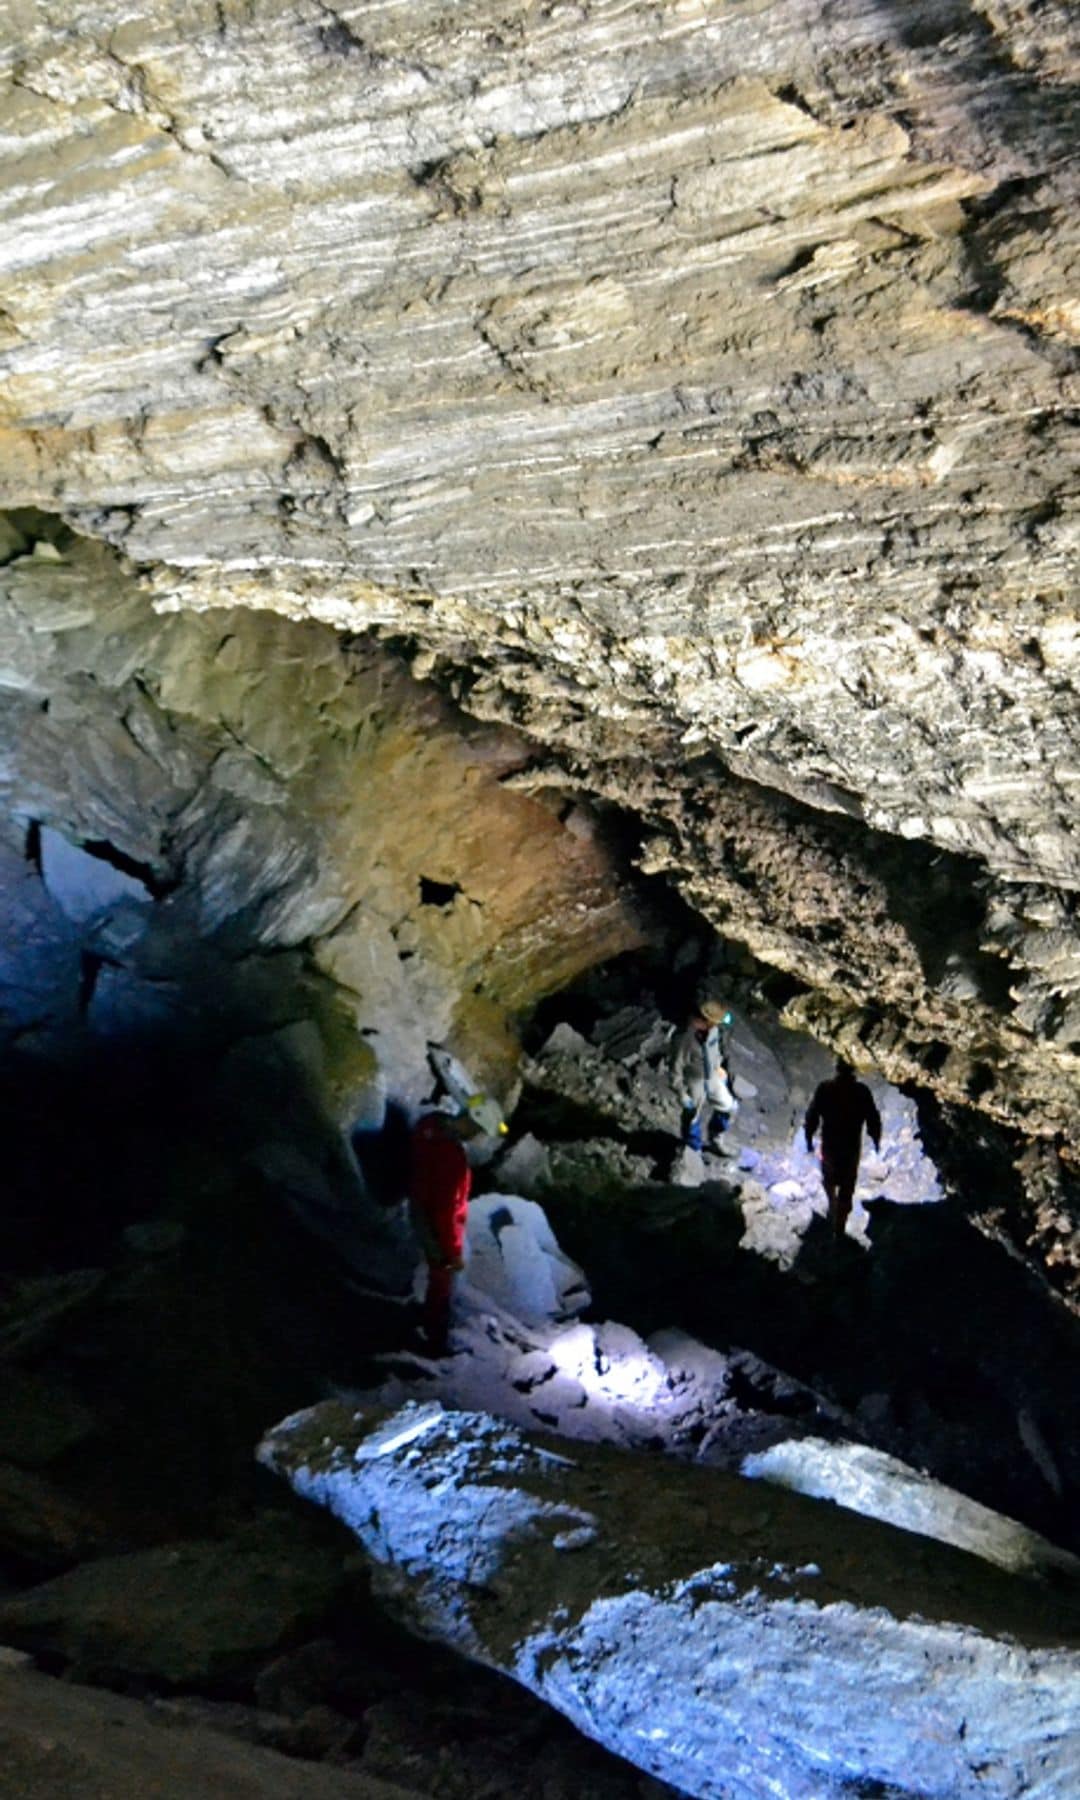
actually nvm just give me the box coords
[1,3,1078,1278]
[2,0,1076,876]
[0,512,644,1105]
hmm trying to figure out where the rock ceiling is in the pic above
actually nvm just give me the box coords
[1,8,1078,1187]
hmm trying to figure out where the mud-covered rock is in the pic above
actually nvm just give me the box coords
[0,1514,349,1688]
[261,1399,1080,1800]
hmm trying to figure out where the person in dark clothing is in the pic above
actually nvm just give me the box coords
[804,1059,882,1240]
[408,1106,477,1354]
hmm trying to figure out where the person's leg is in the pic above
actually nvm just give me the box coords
[828,1152,860,1238]
[821,1158,842,1236]
[423,1262,453,1353]
[831,1166,856,1238]
[683,1087,707,1150]
[706,1105,732,1144]
[828,1160,858,1238]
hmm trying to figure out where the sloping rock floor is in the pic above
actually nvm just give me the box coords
[2,964,1079,1796]
[0,1040,684,1799]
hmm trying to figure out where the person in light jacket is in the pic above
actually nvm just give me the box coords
[669,1004,738,1151]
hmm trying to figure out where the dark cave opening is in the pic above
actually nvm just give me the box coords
[418,875,462,908]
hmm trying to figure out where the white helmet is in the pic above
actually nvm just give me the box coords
[428,1044,507,1137]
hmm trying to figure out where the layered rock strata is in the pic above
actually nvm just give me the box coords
[2,2,1077,1182]
[2,3,1080,1296]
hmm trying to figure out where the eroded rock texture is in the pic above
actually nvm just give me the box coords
[0,513,641,1097]
[1,7,1078,1264]
[262,1398,1080,1800]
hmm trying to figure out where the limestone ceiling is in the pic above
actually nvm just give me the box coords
[1,3,1078,1147]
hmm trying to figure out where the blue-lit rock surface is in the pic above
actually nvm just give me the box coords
[462,1193,591,1326]
[356,1286,1080,1584]
[261,1398,1080,1800]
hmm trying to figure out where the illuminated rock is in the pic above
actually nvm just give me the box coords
[463,1194,590,1326]
[740,1437,1080,1583]
[261,1399,1080,1800]
[371,1275,1079,1582]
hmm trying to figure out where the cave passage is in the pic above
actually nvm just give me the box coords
[468,947,1080,1563]
[2,520,1078,1800]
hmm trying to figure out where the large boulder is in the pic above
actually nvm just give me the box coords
[0,1515,348,1688]
[0,1657,414,1800]
[260,1399,1080,1800]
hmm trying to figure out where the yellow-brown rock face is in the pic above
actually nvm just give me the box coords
[0,516,644,1100]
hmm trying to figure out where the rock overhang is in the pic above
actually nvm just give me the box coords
[1,2,1079,1263]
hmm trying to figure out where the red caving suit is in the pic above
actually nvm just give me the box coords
[409,1112,472,1350]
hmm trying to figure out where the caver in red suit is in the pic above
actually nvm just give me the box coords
[409,1110,472,1352]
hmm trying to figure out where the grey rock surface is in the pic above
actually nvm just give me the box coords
[0,520,641,1101]
[0,1517,348,1685]
[1,3,1080,1293]
[0,1661,415,1800]
[261,1398,1080,1800]
[0,4,1077,1163]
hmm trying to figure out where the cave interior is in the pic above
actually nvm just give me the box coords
[2,1,1080,1792]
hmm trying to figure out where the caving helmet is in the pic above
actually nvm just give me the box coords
[428,1043,508,1137]
[464,1091,509,1137]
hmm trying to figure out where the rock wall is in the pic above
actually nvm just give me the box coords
[0,512,643,1103]
[1,7,1078,1251]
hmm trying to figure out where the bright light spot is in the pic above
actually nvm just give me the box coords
[356,1402,445,1460]
[741,1437,1080,1579]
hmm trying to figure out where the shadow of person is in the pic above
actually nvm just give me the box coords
[792,1208,869,1282]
